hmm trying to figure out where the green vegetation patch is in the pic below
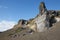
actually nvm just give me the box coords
[15,27,26,33]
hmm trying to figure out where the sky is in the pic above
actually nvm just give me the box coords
[0,0,60,32]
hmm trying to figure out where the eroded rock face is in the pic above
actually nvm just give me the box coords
[13,2,60,32]
[33,2,49,32]
[34,14,46,32]
[27,2,60,32]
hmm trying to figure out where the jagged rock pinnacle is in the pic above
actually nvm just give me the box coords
[39,2,47,15]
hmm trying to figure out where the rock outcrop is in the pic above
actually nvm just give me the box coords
[13,2,60,32]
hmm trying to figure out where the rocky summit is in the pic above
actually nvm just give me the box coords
[0,2,60,40]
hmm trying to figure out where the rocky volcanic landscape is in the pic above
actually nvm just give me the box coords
[0,2,60,40]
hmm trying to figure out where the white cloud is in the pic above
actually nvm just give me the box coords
[0,20,17,32]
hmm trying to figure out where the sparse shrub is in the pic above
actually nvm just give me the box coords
[15,27,26,33]
[8,33,14,36]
